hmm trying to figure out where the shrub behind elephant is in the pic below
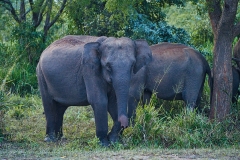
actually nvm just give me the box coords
[37,35,152,146]
[128,42,212,120]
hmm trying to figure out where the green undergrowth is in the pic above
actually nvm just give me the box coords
[0,93,240,155]
[124,94,240,148]
[0,42,39,96]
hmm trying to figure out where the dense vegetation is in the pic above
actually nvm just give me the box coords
[0,0,240,158]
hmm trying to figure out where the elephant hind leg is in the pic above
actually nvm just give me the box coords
[43,98,68,142]
[37,66,64,142]
[54,103,68,140]
[43,99,58,142]
[182,70,207,111]
[182,84,201,111]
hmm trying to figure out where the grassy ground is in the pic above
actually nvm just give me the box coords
[1,94,240,159]
[1,144,240,159]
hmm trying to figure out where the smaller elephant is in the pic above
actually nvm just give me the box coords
[128,42,212,121]
[232,66,240,104]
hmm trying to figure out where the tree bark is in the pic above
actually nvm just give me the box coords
[210,34,233,120]
[207,0,238,120]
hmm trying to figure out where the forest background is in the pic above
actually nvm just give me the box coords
[0,0,240,159]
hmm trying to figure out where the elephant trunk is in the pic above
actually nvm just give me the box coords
[113,74,130,129]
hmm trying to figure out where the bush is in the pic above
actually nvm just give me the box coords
[0,41,39,95]
[123,93,240,148]
[125,14,191,45]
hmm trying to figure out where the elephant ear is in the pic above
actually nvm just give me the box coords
[134,40,152,74]
[82,42,101,68]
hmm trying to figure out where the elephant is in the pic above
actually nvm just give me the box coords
[128,42,212,121]
[230,66,240,105]
[36,35,152,146]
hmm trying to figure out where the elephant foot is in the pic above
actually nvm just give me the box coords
[107,127,123,144]
[99,138,110,147]
[107,122,124,144]
[44,133,57,142]
[107,131,119,143]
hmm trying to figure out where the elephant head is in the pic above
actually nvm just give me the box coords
[82,37,152,128]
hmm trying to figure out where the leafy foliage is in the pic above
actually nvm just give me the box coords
[165,1,213,50]
[65,0,190,41]
[0,39,39,95]
[125,13,190,45]
[11,22,45,64]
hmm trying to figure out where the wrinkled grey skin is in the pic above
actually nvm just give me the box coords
[36,35,152,146]
[128,42,211,121]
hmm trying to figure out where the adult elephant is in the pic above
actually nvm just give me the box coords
[36,35,152,146]
[128,42,212,121]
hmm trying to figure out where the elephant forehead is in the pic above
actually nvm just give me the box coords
[103,38,134,48]
[115,38,134,46]
[102,47,135,61]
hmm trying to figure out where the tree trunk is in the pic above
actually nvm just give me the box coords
[207,0,238,121]
[210,34,233,120]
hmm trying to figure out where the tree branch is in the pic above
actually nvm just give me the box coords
[44,0,67,36]
[218,0,238,35]
[44,0,52,30]
[29,0,46,28]
[20,0,26,22]
[48,0,67,29]
[21,8,31,19]
[0,0,20,23]
[36,0,48,28]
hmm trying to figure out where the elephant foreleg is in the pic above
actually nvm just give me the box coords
[107,91,122,143]
[91,98,109,146]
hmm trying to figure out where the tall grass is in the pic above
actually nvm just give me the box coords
[123,93,240,149]
[1,93,240,150]
[0,42,38,95]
